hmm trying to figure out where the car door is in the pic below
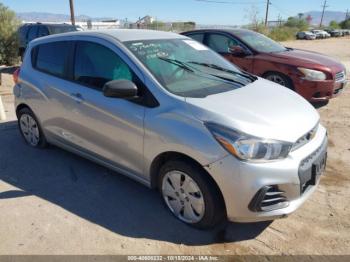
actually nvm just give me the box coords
[60,39,146,176]
[37,25,49,38]
[205,33,254,72]
[31,40,85,147]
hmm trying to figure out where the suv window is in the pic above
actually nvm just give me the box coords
[207,33,240,53]
[34,41,70,78]
[74,41,133,89]
[19,26,29,42]
[27,26,38,42]
[188,33,205,43]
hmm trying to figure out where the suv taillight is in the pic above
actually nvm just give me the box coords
[13,67,20,84]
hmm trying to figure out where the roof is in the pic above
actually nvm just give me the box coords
[181,28,254,35]
[22,23,75,27]
[33,29,187,43]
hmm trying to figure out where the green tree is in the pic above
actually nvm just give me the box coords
[329,20,340,29]
[339,19,350,29]
[0,3,20,65]
[284,17,308,30]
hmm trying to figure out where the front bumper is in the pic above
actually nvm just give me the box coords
[294,78,347,102]
[204,124,327,222]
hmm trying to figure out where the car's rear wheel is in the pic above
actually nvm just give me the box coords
[264,72,294,90]
[18,108,47,148]
[159,160,226,229]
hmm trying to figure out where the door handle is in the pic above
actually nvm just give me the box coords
[70,93,84,103]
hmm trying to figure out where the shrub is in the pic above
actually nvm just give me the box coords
[268,27,299,41]
[0,3,20,65]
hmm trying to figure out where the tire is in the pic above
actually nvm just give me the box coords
[19,48,25,62]
[159,160,226,229]
[17,107,47,148]
[264,72,294,90]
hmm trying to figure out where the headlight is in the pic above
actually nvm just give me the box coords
[298,67,327,81]
[206,123,292,162]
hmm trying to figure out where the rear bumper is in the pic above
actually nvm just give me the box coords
[204,125,327,223]
[293,78,347,102]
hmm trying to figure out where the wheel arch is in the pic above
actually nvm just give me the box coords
[16,103,31,117]
[149,151,227,214]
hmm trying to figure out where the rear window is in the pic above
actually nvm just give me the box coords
[48,25,77,34]
[33,41,70,78]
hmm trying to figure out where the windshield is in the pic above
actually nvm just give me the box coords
[125,39,255,98]
[235,30,287,53]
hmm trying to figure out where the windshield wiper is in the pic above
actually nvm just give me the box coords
[158,57,249,86]
[187,61,256,81]
[157,56,194,72]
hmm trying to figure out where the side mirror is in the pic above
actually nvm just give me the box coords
[103,79,138,98]
[229,46,248,57]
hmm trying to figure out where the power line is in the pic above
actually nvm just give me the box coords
[270,2,292,18]
[319,0,329,27]
[194,0,265,5]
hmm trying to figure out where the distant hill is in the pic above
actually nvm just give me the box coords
[16,12,115,22]
[303,11,348,26]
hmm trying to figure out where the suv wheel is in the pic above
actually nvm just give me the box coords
[18,108,47,148]
[159,160,226,229]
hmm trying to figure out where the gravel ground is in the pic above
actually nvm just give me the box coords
[0,37,349,255]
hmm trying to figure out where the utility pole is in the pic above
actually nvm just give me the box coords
[264,0,271,27]
[319,0,328,27]
[69,0,75,25]
[346,9,349,20]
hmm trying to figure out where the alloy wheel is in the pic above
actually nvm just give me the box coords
[266,74,287,86]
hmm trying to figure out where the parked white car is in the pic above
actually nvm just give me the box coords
[296,31,317,40]
[311,30,331,39]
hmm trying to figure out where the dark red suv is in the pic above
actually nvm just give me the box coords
[182,29,347,102]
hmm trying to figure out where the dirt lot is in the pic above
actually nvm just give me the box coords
[0,37,349,255]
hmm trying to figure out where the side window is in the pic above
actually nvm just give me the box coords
[38,26,49,37]
[74,41,133,90]
[188,33,205,43]
[34,41,70,78]
[27,26,38,42]
[207,34,239,53]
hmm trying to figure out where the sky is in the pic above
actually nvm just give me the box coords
[1,0,349,25]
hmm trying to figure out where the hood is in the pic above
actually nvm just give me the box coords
[268,49,345,72]
[185,78,319,143]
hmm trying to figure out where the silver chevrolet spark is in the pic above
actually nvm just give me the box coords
[14,30,327,228]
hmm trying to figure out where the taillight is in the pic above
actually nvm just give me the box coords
[13,67,20,84]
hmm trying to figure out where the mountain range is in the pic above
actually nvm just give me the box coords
[302,11,348,25]
[16,10,349,25]
[16,12,115,22]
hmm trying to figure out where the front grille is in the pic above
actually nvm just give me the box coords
[249,185,288,212]
[292,124,318,151]
[335,71,346,82]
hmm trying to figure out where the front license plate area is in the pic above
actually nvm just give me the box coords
[298,138,328,193]
[310,151,327,185]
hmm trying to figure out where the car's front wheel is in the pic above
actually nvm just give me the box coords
[159,160,226,229]
[18,107,47,148]
[264,72,294,90]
